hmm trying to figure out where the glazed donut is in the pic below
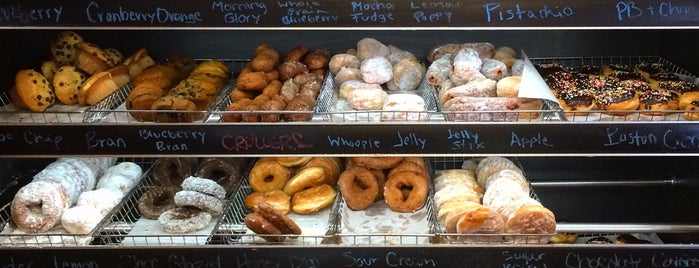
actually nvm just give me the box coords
[352,157,404,170]
[76,188,124,216]
[195,158,248,193]
[11,180,69,233]
[245,190,291,214]
[181,176,226,200]
[248,159,292,192]
[158,206,213,233]
[301,157,342,185]
[151,158,199,187]
[283,166,327,195]
[383,171,429,213]
[174,190,224,215]
[256,202,302,236]
[137,186,179,219]
[291,184,337,214]
[275,157,312,167]
[244,212,284,242]
[338,167,380,210]
[60,205,103,234]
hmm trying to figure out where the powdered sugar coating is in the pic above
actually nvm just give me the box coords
[77,188,124,216]
[60,205,102,234]
[103,162,142,181]
[181,176,226,199]
[10,180,69,233]
[96,173,136,195]
[174,190,224,215]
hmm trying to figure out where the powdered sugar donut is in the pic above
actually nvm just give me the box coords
[181,176,226,199]
[33,158,100,206]
[360,57,392,84]
[60,205,103,234]
[77,188,124,216]
[11,180,69,233]
[96,173,136,195]
[386,58,426,92]
[158,207,212,233]
[174,190,224,215]
[381,93,426,121]
[104,162,142,181]
[346,85,388,110]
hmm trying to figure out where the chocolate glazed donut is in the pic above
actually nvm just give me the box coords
[195,158,249,194]
[151,158,199,187]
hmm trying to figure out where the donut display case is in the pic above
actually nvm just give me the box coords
[1,0,699,267]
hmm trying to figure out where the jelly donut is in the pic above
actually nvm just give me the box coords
[248,159,291,192]
[291,184,337,214]
[137,186,179,219]
[11,180,69,233]
[174,190,224,215]
[158,206,212,233]
[338,167,380,210]
[283,166,327,195]
[383,171,429,213]
[181,176,226,200]
[151,158,199,187]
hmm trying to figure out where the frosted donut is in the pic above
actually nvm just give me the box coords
[137,186,178,219]
[33,158,102,206]
[248,159,291,192]
[11,180,69,233]
[383,171,429,213]
[158,206,212,233]
[96,173,136,195]
[283,166,327,195]
[174,190,224,215]
[338,167,380,210]
[77,188,124,216]
[181,176,226,200]
[60,205,102,234]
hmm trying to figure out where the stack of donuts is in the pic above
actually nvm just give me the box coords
[244,157,340,215]
[10,157,120,233]
[538,61,699,119]
[137,158,248,221]
[338,157,429,213]
[330,38,428,121]
[158,176,228,233]
[61,161,143,234]
[425,43,542,121]
[223,44,328,122]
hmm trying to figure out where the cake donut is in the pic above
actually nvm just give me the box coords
[195,158,248,193]
[255,202,302,236]
[244,212,284,242]
[158,206,212,233]
[151,158,199,187]
[137,186,179,219]
[181,176,226,200]
[352,157,404,170]
[338,167,381,210]
[10,180,69,233]
[383,170,429,213]
[174,190,225,215]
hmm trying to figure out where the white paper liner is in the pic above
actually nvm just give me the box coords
[0,224,92,246]
[339,200,431,245]
[0,103,87,123]
[119,217,217,246]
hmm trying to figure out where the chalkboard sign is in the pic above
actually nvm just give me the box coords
[0,0,697,28]
[2,122,699,156]
[0,246,698,267]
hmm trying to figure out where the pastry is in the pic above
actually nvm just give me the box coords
[52,66,87,105]
[11,69,55,111]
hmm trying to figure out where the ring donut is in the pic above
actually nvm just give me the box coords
[174,190,225,215]
[152,158,199,187]
[137,186,179,219]
[387,159,429,180]
[291,184,337,214]
[181,176,226,199]
[11,180,69,233]
[158,206,212,233]
[275,157,312,167]
[283,166,326,195]
[301,157,342,185]
[352,157,404,170]
[248,159,291,192]
[245,190,291,214]
[195,158,248,193]
[383,171,429,212]
[338,167,380,210]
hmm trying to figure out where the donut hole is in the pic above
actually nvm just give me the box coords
[398,183,414,201]
[263,175,275,183]
[352,178,370,191]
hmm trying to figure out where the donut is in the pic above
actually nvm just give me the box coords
[352,157,404,170]
[245,190,291,214]
[195,158,248,193]
[338,167,380,210]
[476,156,521,186]
[505,205,556,235]
[283,166,327,195]
[158,206,213,233]
[104,162,143,181]
[181,176,226,200]
[96,173,136,195]
[383,171,429,213]
[387,158,429,180]
[60,205,102,234]
[244,212,284,242]
[291,184,337,214]
[11,180,69,233]
[137,186,179,219]
[256,202,302,236]
[274,157,312,167]
[456,203,505,235]
[151,158,199,187]
[596,79,644,114]
[174,190,224,215]
[248,159,291,192]
[76,188,124,216]
[301,157,342,186]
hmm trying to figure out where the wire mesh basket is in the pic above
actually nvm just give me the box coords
[0,91,88,124]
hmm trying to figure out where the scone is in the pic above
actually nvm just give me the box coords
[53,66,88,105]
[11,70,56,111]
